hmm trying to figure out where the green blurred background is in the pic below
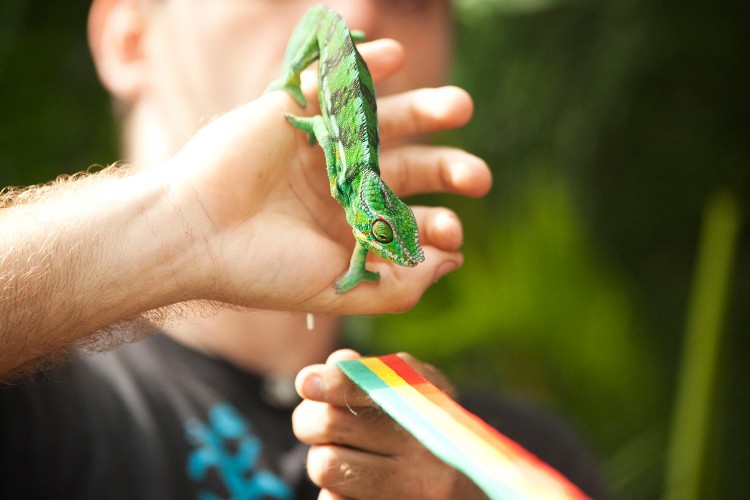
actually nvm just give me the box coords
[1,0,747,498]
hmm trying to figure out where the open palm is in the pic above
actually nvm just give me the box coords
[171,40,491,314]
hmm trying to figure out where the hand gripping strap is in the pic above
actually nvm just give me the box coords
[336,355,590,500]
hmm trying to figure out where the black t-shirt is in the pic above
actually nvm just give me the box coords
[0,334,607,499]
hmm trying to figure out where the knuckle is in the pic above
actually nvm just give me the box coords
[321,406,352,437]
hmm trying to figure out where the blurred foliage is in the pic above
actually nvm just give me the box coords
[665,192,739,500]
[0,1,115,187]
[363,0,749,498]
[1,1,748,499]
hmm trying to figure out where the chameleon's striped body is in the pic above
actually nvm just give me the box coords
[266,5,424,293]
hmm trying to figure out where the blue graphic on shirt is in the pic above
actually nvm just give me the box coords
[185,403,292,500]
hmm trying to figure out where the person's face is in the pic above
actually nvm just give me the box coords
[137,0,453,151]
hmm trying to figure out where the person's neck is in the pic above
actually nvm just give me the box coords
[122,104,177,168]
[163,309,341,379]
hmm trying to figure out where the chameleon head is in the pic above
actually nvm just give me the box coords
[351,171,425,267]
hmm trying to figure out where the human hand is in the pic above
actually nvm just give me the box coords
[293,349,488,500]
[163,39,491,314]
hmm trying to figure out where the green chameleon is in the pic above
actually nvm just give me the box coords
[266,5,425,293]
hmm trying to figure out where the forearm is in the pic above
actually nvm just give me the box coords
[0,166,208,379]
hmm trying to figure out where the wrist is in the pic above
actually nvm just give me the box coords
[141,163,219,304]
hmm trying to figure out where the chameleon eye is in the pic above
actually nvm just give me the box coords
[372,219,394,244]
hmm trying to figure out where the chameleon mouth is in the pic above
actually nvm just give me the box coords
[404,246,425,267]
[403,226,426,266]
[376,244,421,267]
[391,241,424,267]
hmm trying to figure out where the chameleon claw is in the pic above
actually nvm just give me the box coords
[283,114,320,145]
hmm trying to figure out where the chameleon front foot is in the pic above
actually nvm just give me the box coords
[335,268,380,294]
[265,78,307,108]
[335,242,380,293]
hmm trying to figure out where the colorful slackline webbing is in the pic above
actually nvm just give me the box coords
[336,355,589,500]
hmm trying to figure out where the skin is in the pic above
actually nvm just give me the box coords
[1,0,493,497]
[294,349,489,499]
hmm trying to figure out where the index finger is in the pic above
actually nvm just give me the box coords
[296,349,457,407]
[300,38,406,101]
[378,86,474,144]
[296,349,375,408]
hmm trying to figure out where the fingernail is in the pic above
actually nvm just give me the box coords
[435,261,459,282]
[302,374,324,400]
